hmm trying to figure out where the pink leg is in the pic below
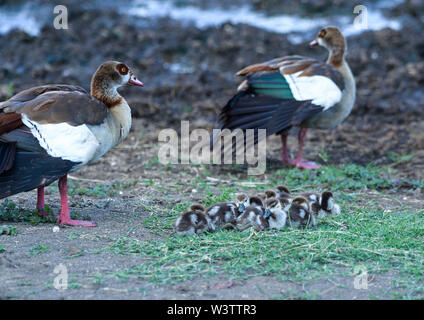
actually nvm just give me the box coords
[294,129,320,169]
[36,187,46,216]
[281,133,296,165]
[57,175,96,227]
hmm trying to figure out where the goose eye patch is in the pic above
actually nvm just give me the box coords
[318,29,327,38]
[117,64,128,75]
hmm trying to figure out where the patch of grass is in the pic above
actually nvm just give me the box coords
[142,201,191,232]
[145,155,160,169]
[387,152,416,165]
[66,180,137,198]
[0,200,57,224]
[0,200,90,224]
[7,82,14,98]
[17,282,33,287]
[0,225,17,236]
[0,244,4,252]
[271,164,400,191]
[102,165,424,298]
[106,203,423,291]
[318,148,330,163]
[68,278,82,289]
[68,182,116,198]
[91,274,104,285]
[29,244,49,255]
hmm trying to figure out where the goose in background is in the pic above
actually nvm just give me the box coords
[214,26,355,169]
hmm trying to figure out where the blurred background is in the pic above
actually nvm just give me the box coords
[0,0,423,179]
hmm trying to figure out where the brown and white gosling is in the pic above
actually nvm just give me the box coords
[205,201,238,230]
[256,192,267,204]
[301,191,341,218]
[236,196,269,231]
[264,189,277,200]
[287,196,316,228]
[300,192,323,218]
[174,204,215,236]
[264,198,287,230]
[275,185,293,208]
[319,191,341,216]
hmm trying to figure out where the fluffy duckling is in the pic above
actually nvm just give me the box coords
[276,185,291,198]
[320,191,341,216]
[205,202,238,229]
[300,192,323,218]
[300,191,341,218]
[236,196,269,231]
[287,196,316,228]
[264,189,277,200]
[264,198,287,230]
[174,204,215,236]
[275,185,293,208]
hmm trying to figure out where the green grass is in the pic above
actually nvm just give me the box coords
[0,201,57,224]
[1,225,17,236]
[102,164,424,296]
[0,200,91,224]
[106,204,423,286]
[29,244,49,255]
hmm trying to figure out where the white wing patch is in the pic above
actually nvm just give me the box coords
[22,115,100,166]
[282,70,342,109]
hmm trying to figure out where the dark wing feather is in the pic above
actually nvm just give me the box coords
[0,127,46,153]
[0,149,76,199]
[0,142,16,174]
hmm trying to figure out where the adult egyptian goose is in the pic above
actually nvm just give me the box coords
[214,26,355,169]
[0,61,143,226]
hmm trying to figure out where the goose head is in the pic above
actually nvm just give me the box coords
[90,61,143,106]
[310,26,346,67]
[235,193,249,213]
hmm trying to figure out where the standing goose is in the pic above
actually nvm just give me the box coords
[214,26,355,169]
[0,61,143,226]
